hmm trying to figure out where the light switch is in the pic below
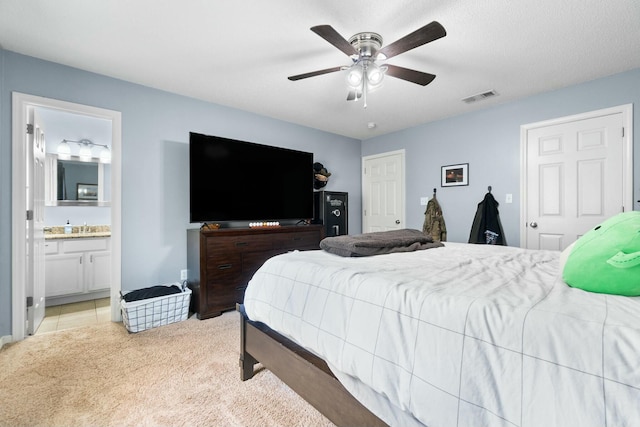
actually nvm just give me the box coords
[420,197,429,206]
[505,194,513,204]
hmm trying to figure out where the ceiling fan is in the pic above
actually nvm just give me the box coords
[288,21,446,107]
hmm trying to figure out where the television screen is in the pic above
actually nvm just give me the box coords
[189,132,314,223]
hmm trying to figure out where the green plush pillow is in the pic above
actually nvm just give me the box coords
[563,211,640,296]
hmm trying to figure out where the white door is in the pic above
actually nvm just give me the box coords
[521,105,633,250]
[26,109,47,334]
[362,150,405,232]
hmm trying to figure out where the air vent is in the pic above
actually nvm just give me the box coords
[462,90,498,104]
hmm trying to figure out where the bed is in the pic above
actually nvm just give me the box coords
[239,240,640,426]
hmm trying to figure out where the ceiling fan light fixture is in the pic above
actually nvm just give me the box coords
[346,66,363,88]
[348,32,383,58]
[367,63,386,87]
[291,22,446,108]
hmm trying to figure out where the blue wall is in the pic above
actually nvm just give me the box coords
[363,68,640,244]
[0,50,362,337]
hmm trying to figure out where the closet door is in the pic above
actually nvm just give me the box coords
[362,150,405,233]
[521,106,631,250]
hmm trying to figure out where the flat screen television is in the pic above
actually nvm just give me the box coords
[189,132,314,223]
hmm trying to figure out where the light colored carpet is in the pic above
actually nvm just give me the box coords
[0,312,334,427]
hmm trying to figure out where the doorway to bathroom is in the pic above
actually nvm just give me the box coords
[11,93,122,340]
[37,106,113,334]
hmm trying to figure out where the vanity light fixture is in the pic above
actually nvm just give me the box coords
[56,140,71,160]
[99,146,111,164]
[57,139,111,164]
[78,143,93,162]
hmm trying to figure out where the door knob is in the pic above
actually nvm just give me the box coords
[530,222,538,228]
[395,220,400,224]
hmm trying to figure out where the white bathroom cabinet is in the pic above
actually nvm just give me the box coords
[44,237,111,303]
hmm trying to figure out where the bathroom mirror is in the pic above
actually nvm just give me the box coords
[45,154,111,206]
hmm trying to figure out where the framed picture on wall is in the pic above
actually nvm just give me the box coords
[441,163,468,187]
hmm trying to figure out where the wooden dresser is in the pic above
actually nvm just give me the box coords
[187,225,323,319]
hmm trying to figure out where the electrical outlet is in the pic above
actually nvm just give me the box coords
[180,269,188,281]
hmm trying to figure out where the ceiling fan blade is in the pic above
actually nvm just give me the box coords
[377,21,446,60]
[288,66,343,81]
[385,64,436,86]
[311,25,358,56]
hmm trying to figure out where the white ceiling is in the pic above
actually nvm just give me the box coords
[1,0,639,140]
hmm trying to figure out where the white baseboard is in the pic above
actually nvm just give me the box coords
[0,335,12,349]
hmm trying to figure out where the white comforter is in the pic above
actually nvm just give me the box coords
[243,243,640,427]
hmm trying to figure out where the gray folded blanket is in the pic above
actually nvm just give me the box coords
[320,228,444,257]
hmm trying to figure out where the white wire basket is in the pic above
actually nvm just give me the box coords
[120,283,191,333]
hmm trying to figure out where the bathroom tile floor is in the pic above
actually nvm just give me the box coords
[36,298,111,334]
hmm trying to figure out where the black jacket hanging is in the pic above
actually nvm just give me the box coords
[468,192,506,245]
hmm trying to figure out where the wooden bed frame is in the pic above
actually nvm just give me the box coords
[238,304,387,427]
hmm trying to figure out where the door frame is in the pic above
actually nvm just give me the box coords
[519,104,633,248]
[11,92,122,341]
[361,149,406,232]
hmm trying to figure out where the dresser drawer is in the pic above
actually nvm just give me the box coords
[206,254,242,277]
[206,235,273,254]
[273,230,322,250]
[205,279,237,308]
[242,251,278,275]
